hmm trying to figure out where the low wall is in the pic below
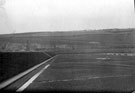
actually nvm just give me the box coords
[0,52,55,83]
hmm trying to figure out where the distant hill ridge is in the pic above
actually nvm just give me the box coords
[0,28,135,37]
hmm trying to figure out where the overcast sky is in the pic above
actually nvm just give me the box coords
[0,0,135,34]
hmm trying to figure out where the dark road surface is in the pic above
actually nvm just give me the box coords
[3,53,135,92]
[21,53,135,92]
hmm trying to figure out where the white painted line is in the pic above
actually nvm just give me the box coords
[104,53,135,56]
[16,64,50,92]
[87,74,134,80]
[86,61,135,68]
[108,63,135,68]
[98,62,135,67]
[43,74,133,83]
[43,52,52,57]
[96,58,110,60]
[0,55,57,89]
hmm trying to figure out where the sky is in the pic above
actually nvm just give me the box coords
[0,0,135,34]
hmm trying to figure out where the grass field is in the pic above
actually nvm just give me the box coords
[0,28,135,53]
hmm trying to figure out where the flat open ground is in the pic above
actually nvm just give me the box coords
[21,53,135,92]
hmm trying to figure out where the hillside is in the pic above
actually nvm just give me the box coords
[0,28,135,53]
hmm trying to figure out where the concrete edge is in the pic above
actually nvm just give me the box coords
[0,55,58,89]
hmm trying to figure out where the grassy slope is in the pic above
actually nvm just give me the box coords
[0,28,135,53]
